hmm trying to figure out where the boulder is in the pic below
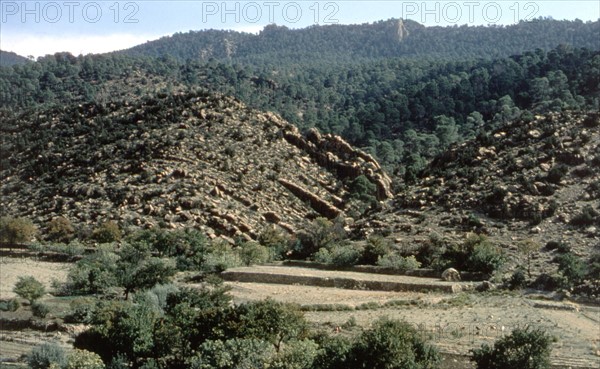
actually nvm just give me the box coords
[441,268,461,282]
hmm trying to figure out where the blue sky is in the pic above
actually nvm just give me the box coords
[1,1,599,58]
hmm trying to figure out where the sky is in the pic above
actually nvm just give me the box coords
[1,0,599,58]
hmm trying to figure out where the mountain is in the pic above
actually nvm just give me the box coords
[0,91,391,241]
[120,18,600,64]
[0,50,29,67]
[354,110,599,273]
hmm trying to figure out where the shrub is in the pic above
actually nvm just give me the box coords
[28,343,67,369]
[570,205,598,227]
[240,241,270,266]
[546,164,569,184]
[348,175,377,206]
[554,252,586,287]
[329,244,363,267]
[507,268,527,290]
[63,251,119,295]
[0,298,20,312]
[13,276,45,304]
[0,216,37,245]
[92,221,121,243]
[47,216,75,243]
[258,226,291,260]
[438,234,504,276]
[190,338,276,369]
[64,298,96,323]
[545,241,570,253]
[376,254,421,271]
[347,318,440,369]
[471,327,554,369]
[65,349,105,369]
[32,301,50,318]
[361,236,393,265]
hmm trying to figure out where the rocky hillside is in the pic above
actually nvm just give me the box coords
[0,91,392,242]
[355,111,599,270]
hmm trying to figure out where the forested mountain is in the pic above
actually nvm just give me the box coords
[2,45,599,178]
[0,50,29,67]
[121,18,600,64]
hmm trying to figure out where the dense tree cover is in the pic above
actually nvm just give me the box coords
[2,45,598,176]
[121,18,599,65]
[72,283,440,369]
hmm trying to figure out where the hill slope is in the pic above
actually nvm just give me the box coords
[0,91,391,241]
[0,50,29,67]
[355,110,599,274]
[121,18,600,64]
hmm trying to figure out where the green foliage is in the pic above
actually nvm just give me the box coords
[570,205,599,226]
[47,216,75,243]
[270,339,320,369]
[348,175,377,206]
[471,327,554,369]
[347,318,440,369]
[92,221,121,243]
[517,239,540,278]
[236,300,308,352]
[312,335,353,369]
[27,343,67,369]
[63,251,119,295]
[362,236,393,265]
[438,234,504,276]
[507,268,527,290]
[13,276,45,304]
[0,298,20,312]
[258,226,291,260]
[65,349,105,369]
[554,252,587,287]
[31,301,50,318]
[377,254,422,271]
[189,338,275,369]
[239,241,270,266]
[64,298,97,323]
[296,217,345,258]
[117,255,177,299]
[0,216,37,245]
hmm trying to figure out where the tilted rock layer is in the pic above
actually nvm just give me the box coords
[0,91,392,240]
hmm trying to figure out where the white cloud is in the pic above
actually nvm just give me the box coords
[1,33,163,58]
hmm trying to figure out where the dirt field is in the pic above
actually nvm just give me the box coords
[224,266,600,369]
[1,257,598,368]
[0,256,70,299]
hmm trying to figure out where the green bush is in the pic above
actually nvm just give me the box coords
[0,298,20,312]
[471,327,554,369]
[64,298,96,323]
[347,318,439,369]
[361,236,393,265]
[92,221,121,243]
[376,254,421,271]
[47,216,75,243]
[31,301,50,318]
[65,349,105,369]
[507,268,527,290]
[554,252,586,287]
[437,234,504,276]
[570,205,599,226]
[0,216,37,245]
[240,242,270,266]
[28,343,67,369]
[13,276,45,304]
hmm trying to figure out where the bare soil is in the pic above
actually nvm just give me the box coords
[0,256,69,299]
[224,266,600,369]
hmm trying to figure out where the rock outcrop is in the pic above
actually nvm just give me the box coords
[0,91,393,240]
